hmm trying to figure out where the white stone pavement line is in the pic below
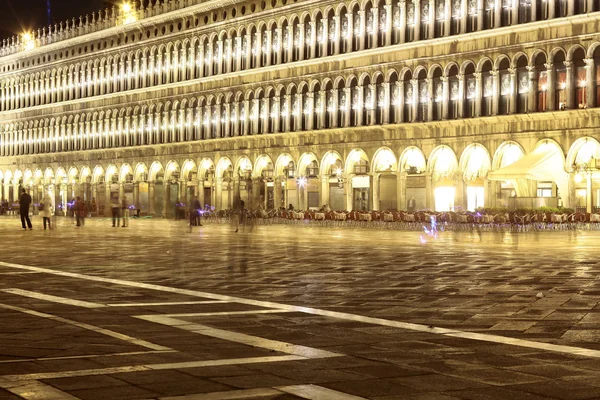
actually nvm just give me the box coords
[2,288,228,309]
[0,304,172,352]
[157,388,282,400]
[136,315,342,359]
[0,350,176,365]
[155,309,297,317]
[0,356,305,382]
[277,384,368,400]
[2,261,600,359]
[106,301,229,307]
[0,379,80,400]
[2,288,105,308]
[156,385,368,400]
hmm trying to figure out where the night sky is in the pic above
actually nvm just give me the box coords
[0,0,111,40]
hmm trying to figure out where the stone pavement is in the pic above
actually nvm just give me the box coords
[1,216,600,399]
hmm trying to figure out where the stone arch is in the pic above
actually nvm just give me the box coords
[216,157,234,178]
[298,152,319,176]
[105,165,118,183]
[275,153,296,177]
[566,137,600,168]
[253,155,274,178]
[148,161,164,182]
[428,145,458,180]
[181,159,198,180]
[164,160,181,181]
[460,144,492,180]
[134,163,149,181]
[345,148,369,173]
[80,166,92,183]
[492,141,525,169]
[372,147,398,173]
[198,158,215,178]
[119,163,134,182]
[399,146,427,173]
[67,167,79,184]
[320,150,344,175]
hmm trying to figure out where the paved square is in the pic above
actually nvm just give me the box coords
[1,216,600,399]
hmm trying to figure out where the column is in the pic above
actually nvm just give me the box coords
[585,58,595,108]
[385,2,393,45]
[400,0,407,43]
[527,66,537,113]
[477,0,484,29]
[133,182,140,209]
[344,87,352,126]
[346,13,354,51]
[344,175,353,211]
[460,0,468,33]
[274,178,287,209]
[426,78,434,121]
[545,63,555,110]
[457,74,465,118]
[383,82,391,123]
[368,84,377,124]
[564,61,573,110]
[511,0,519,25]
[118,182,124,202]
[198,179,205,207]
[319,91,327,128]
[474,72,483,116]
[307,92,315,130]
[491,69,499,115]
[509,67,517,114]
[320,175,329,208]
[298,23,306,61]
[333,16,341,55]
[162,182,169,218]
[441,77,449,119]
[425,174,433,210]
[359,11,366,50]
[587,173,593,213]
[309,21,317,58]
[265,30,272,66]
[413,0,421,41]
[567,0,574,15]
[397,172,407,211]
[494,0,501,28]
[411,79,419,121]
[372,173,380,211]
[215,178,222,210]
[444,0,452,35]
[104,183,111,217]
[548,0,555,19]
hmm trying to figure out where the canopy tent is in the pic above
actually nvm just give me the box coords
[488,146,568,200]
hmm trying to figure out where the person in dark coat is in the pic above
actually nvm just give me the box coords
[75,197,86,227]
[19,189,33,230]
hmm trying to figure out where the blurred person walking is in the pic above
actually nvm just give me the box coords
[121,197,130,227]
[110,195,120,227]
[40,194,53,230]
[234,199,245,233]
[75,197,86,227]
[19,189,33,230]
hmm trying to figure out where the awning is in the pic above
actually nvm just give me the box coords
[488,147,568,198]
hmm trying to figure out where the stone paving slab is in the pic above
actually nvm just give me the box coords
[1,218,600,398]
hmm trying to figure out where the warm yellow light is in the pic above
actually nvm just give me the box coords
[22,32,35,51]
[574,173,583,183]
[122,3,131,13]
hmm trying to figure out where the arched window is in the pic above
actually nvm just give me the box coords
[553,51,567,110]
[534,53,548,112]
[498,58,511,115]
[464,64,477,118]
[402,71,414,122]
[516,56,529,113]
[573,48,587,109]
[416,70,428,122]
[447,66,459,119]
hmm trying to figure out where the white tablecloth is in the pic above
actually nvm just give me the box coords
[314,213,325,220]
[383,214,394,222]
[457,215,468,223]
[591,214,600,222]
[482,215,494,223]
[293,212,304,219]
[334,213,347,221]
[551,214,565,223]
[404,214,415,222]
[359,214,372,221]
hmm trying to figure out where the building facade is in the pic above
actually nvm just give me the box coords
[1,0,600,216]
